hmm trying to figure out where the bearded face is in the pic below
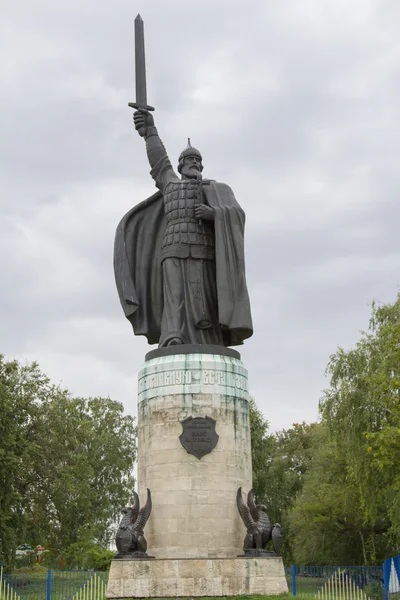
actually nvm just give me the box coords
[180,154,203,180]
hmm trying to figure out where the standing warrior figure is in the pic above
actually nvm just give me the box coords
[114,110,253,348]
[114,16,252,348]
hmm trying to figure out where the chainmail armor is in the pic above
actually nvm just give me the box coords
[161,179,214,261]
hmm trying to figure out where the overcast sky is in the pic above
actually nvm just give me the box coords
[1,0,399,432]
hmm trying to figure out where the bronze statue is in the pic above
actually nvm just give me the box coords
[114,15,252,348]
[236,487,282,556]
[115,489,152,558]
[271,522,282,555]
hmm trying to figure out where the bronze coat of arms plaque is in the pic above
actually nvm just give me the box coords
[179,416,219,459]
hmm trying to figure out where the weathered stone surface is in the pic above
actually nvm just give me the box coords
[106,557,289,598]
[137,353,252,559]
[138,354,249,402]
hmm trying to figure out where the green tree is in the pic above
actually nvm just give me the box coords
[0,356,136,567]
[288,425,387,565]
[268,422,319,519]
[319,295,400,559]
[249,398,319,561]
[249,397,274,502]
[60,541,115,570]
[0,356,36,564]
[265,422,320,562]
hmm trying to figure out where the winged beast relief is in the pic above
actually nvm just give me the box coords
[115,488,152,559]
[236,487,282,556]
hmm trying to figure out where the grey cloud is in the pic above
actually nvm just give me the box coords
[1,0,400,432]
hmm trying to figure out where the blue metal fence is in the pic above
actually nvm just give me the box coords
[288,558,400,600]
[383,555,400,600]
[2,558,400,599]
[0,568,108,600]
[287,565,383,598]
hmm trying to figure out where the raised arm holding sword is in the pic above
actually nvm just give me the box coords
[114,15,253,348]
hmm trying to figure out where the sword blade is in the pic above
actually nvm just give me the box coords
[135,14,147,107]
[128,14,154,111]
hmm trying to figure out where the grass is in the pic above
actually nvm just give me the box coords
[203,596,292,599]
[5,571,294,600]
[4,570,108,599]
[129,597,293,600]
[12,565,48,574]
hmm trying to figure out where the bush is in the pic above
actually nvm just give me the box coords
[60,542,114,571]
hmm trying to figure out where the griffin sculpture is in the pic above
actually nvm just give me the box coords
[115,488,152,558]
[236,487,282,556]
[271,522,282,555]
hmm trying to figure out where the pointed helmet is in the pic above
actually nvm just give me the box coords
[177,138,203,173]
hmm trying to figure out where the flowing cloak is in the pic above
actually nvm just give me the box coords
[114,181,253,346]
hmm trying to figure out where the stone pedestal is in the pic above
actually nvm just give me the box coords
[106,557,289,598]
[107,346,289,598]
[137,348,252,559]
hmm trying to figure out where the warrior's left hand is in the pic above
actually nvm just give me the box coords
[195,204,215,221]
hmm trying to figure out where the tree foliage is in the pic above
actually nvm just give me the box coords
[287,295,400,565]
[4,293,399,570]
[288,424,390,565]
[0,356,136,567]
[318,295,400,560]
[249,398,319,561]
[249,397,274,502]
[249,295,400,565]
[59,541,115,570]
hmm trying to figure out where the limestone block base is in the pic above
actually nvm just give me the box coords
[137,353,252,558]
[106,557,288,598]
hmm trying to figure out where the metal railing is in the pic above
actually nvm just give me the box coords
[383,555,400,600]
[0,568,108,600]
[2,557,400,599]
[287,560,400,600]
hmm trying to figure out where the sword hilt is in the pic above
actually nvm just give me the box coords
[128,102,155,111]
[129,102,155,138]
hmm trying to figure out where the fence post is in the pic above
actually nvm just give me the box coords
[383,558,391,600]
[291,564,297,596]
[46,568,51,600]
